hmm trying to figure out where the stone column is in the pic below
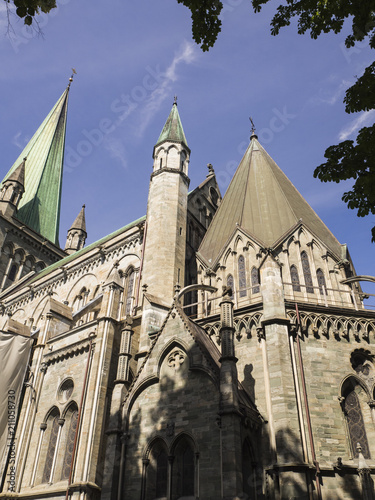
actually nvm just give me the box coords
[357,444,375,500]
[219,291,243,499]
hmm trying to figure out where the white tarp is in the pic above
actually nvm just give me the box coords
[0,332,33,483]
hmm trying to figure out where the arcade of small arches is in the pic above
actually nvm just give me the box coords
[0,244,45,290]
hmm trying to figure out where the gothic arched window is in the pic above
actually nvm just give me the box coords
[155,449,168,498]
[251,267,260,294]
[238,255,247,297]
[226,274,234,299]
[145,439,168,500]
[125,269,135,315]
[61,408,78,480]
[316,268,327,295]
[42,412,60,484]
[8,264,17,282]
[301,251,314,293]
[172,437,195,498]
[344,384,371,459]
[290,265,301,292]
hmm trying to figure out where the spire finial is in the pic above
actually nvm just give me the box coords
[249,116,257,140]
[173,95,178,105]
[68,68,77,88]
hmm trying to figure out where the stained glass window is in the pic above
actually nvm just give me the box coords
[125,270,135,315]
[316,268,327,296]
[290,265,301,292]
[251,267,260,294]
[301,251,314,293]
[227,275,234,299]
[42,416,59,483]
[61,410,78,480]
[238,256,247,297]
[344,389,371,459]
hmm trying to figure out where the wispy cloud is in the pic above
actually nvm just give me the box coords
[306,79,353,108]
[338,109,375,141]
[135,41,198,137]
[102,136,127,169]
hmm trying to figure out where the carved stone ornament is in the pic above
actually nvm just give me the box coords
[167,349,185,371]
[166,421,175,437]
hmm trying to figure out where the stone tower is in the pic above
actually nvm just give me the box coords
[0,158,25,219]
[138,99,190,354]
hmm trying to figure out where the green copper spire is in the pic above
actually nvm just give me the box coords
[155,98,188,148]
[2,86,70,246]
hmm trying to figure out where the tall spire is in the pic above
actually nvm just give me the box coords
[154,98,188,150]
[198,136,342,264]
[1,85,70,246]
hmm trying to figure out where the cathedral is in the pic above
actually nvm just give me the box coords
[0,79,375,500]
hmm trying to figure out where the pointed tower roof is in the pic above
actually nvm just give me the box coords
[2,86,70,246]
[6,158,26,187]
[198,136,342,264]
[155,99,188,151]
[69,205,86,233]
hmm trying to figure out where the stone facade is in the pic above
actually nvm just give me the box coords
[0,97,374,500]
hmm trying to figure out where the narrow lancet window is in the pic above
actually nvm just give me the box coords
[125,270,135,315]
[226,274,234,299]
[301,251,314,293]
[316,268,327,295]
[251,267,260,294]
[290,265,301,292]
[238,255,247,297]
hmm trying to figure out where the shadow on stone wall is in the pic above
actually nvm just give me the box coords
[97,343,369,500]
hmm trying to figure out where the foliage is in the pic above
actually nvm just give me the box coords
[3,0,56,26]
[176,0,223,52]
[314,124,375,241]
[177,0,375,241]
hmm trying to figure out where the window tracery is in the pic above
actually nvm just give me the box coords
[301,251,314,293]
[61,409,78,480]
[42,413,60,483]
[344,385,371,459]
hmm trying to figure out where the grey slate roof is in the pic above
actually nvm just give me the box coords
[198,136,342,265]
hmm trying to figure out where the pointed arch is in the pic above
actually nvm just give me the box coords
[301,251,314,293]
[145,437,169,500]
[316,268,327,295]
[226,274,234,299]
[41,407,60,484]
[290,264,301,292]
[171,433,197,499]
[341,376,371,459]
[238,255,247,297]
[251,266,260,294]
[61,402,78,480]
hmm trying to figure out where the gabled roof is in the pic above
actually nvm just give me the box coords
[198,136,342,264]
[2,87,70,246]
[154,101,188,151]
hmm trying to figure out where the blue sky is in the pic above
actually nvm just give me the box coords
[1,0,374,298]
